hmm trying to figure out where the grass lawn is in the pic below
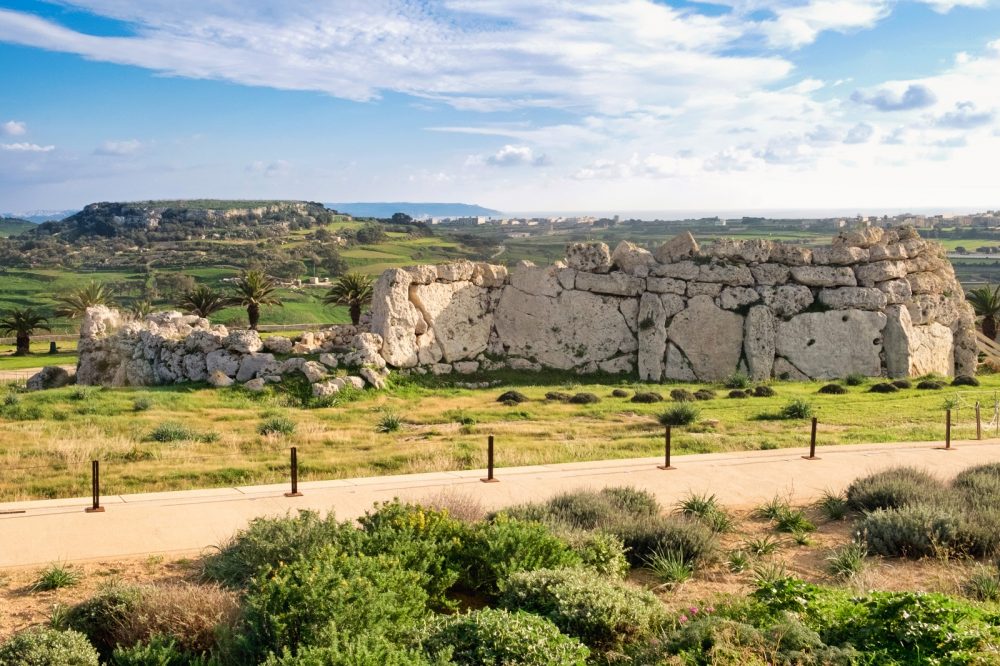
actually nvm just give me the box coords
[0,370,995,502]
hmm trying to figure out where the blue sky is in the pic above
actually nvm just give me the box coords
[1,0,999,214]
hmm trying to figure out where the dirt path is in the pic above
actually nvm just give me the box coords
[1,438,998,568]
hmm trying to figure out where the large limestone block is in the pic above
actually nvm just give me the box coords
[757,285,814,318]
[566,242,612,273]
[667,296,744,381]
[812,246,868,265]
[80,306,124,339]
[370,268,420,368]
[854,260,907,287]
[790,266,856,287]
[494,287,633,370]
[770,244,812,266]
[654,232,699,264]
[599,355,634,374]
[718,287,759,311]
[775,310,887,379]
[436,260,476,282]
[883,305,954,378]
[262,335,293,354]
[236,352,277,382]
[834,227,884,248]
[907,293,964,326]
[817,287,888,311]
[411,281,493,362]
[205,349,241,378]
[660,294,686,319]
[750,263,790,285]
[611,241,655,276]
[646,277,686,295]
[619,298,639,333]
[651,260,699,280]
[472,262,508,288]
[773,357,808,381]
[575,271,645,297]
[405,264,438,285]
[27,366,72,391]
[224,330,263,354]
[687,282,722,298]
[664,342,697,381]
[869,243,908,261]
[952,313,979,377]
[706,238,773,263]
[698,263,753,286]
[637,292,667,381]
[744,306,775,381]
[906,272,947,295]
[877,279,912,305]
[510,264,562,297]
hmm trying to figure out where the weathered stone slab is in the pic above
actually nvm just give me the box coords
[575,271,645,297]
[653,232,699,264]
[770,244,812,266]
[411,282,493,362]
[371,268,421,368]
[718,286,759,310]
[687,282,722,298]
[646,277,687,295]
[811,246,868,265]
[705,238,773,263]
[566,242,612,273]
[698,263,754,286]
[883,305,953,378]
[790,266,856,287]
[611,241,655,276]
[876,279,912,305]
[750,263,790,285]
[664,342,697,381]
[757,285,814,317]
[436,260,475,282]
[834,227,884,248]
[510,264,562,297]
[667,296,744,381]
[868,243,908,261]
[817,287,888,311]
[775,310,887,379]
[637,292,667,381]
[650,260,699,280]
[906,272,947,295]
[744,305,775,381]
[854,260,907,287]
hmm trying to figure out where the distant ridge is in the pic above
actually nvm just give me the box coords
[327,202,502,218]
[3,210,76,223]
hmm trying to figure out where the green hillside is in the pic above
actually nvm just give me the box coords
[0,217,34,237]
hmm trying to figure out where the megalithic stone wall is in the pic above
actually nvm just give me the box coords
[371,227,978,381]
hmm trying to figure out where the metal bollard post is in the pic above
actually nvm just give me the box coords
[284,447,303,497]
[802,417,820,460]
[976,402,982,440]
[658,425,676,470]
[85,460,104,513]
[481,435,499,483]
[946,409,952,450]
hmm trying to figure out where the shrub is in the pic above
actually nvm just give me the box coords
[421,608,589,666]
[753,495,790,521]
[869,382,899,393]
[728,389,749,399]
[670,388,695,402]
[723,371,751,389]
[844,373,866,386]
[149,422,195,442]
[818,383,847,395]
[261,634,444,666]
[891,379,912,389]
[630,392,663,403]
[613,516,717,566]
[536,490,619,530]
[743,535,781,557]
[952,375,980,386]
[0,628,99,666]
[751,385,776,397]
[496,391,528,404]
[727,549,751,573]
[460,516,581,596]
[203,510,363,587]
[675,492,719,518]
[131,397,153,412]
[423,489,485,523]
[644,548,693,586]
[500,568,666,650]
[858,503,995,558]
[32,563,81,591]
[827,542,867,579]
[693,389,715,400]
[571,532,630,579]
[846,467,945,511]
[778,399,813,419]
[917,380,946,390]
[775,509,815,533]
[657,404,700,426]
[964,566,1000,601]
[258,416,296,436]
[611,389,630,398]
[816,490,848,521]
[64,585,142,658]
[600,486,660,516]
[237,549,430,661]
[375,412,402,433]
[110,637,194,666]
[701,509,734,533]
[69,387,93,401]
[954,463,1000,502]
[545,391,571,402]
[2,393,18,406]
[568,392,599,404]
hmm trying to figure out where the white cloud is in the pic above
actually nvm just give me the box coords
[246,160,290,178]
[758,0,890,49]
[2,120,26,136]
[95,139,142,155]
[470,144,550,167]
[844,122,875,144]
[1,142,54,152]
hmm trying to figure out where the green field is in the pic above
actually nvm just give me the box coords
[0,370,992,501]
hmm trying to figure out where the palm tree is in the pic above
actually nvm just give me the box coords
[323,272,374,325]
[178,285,231,319]
[967,284,1000,340]
[54,281,114,319]
[0,308,51,356]
[232,270,282,330]
[127,299,154,320]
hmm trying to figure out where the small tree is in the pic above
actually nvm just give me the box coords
[178,285,231,319]
[54,281,114,319]
[0,308,51,356]
[967,284,1000,340]
[323,273,374,325]
[232,270,282,330]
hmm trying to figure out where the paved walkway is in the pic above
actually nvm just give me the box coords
[2,439,998,568]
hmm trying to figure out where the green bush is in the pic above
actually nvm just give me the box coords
[917,380,946,390]
[774,508,815,533]
[670,389,695,402]
[826,542,867,579]
[149,422,196,442]
[460,516,581,596]
[496,391,528,404]
[570,532,630,579]
[613,516,717,567]
[778,399,813,419]
[610,389,630,398]
[110,636,204,666]
[891,379,912,389]
[869,382,899,393]
[816,490,849,521]
[64,585,142,658]
[752,385,776,397]
[952,375,980,386]
[953,463,1000,502]
[258,416,296,436]
[131,397,153,412]
[375,412,403,433]
[505,487,659,532]
[262,634,447,666]
[644,548,692,586]
[599,486,660,516]
[963,566,1000,602]
[32,562,81,591]
[844,373,866,386]
[545,391,571,402]
[203,510,363,587]
[500,568,666,650]
[658,404,700,426]
[421,608,589,666]
[358,501,467,608]
[727,389,749,399]
[237,549,430,662]
[568,392,600,404]
[0,628,99,666]
[630,392,663,403]
[818,383,847,395]
[723,371,751,389]
[858,503,1000,558]
[846,467,945,511]
[693,389,715,400]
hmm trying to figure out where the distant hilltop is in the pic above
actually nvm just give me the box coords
[1,209,76,224]
[327,202,502,219]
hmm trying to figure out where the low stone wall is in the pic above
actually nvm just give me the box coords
[371,228,976,380]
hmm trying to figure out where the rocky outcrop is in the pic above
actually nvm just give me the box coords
[26,366,72,391]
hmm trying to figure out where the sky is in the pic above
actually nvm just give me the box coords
[1,0,1000,215]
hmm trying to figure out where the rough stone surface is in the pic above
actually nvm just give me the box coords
[706,238,773,263]
[687,282,723,298]
[371,269,420,368]
[884,305,954,378]
[26,366,72,391]
[855,260,908,287]
[318,353,339,369]
[312,380,341,398]
[566,242,612,273]
[698,263,754,286]
[750,263,790,285]
[208,370,234,387]
[243,378,266,392]
[436,260,475,282]
[637,292,667,381]
[812,246,868,265]
[411,282,492,362]
[300,361,328,383]
[758,285,814,317]
[225,330,263,354]
[611,240,655,276]
[646,277,686,295]
[664,342,697,381]
[818,287,888,311]
[667,296,744,381]
[775,310,887,379]
[718,286,760,310]
[236,353,277,382]
[744,306,775,382]
[790,266,857,287]
[877,279,912,305]
[575,271,645,297]
[770,245,812,266]
[262,336,293,354]
[653,232,699,264]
